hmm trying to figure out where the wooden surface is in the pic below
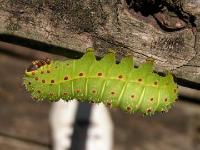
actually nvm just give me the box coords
[0,48,200,150]
[0,0,200,149]
[0,53,51,149]
[0,0,199,83]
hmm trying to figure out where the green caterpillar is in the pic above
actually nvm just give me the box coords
[23,48,178,115]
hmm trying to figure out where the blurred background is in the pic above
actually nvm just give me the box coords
[0,41,200,150]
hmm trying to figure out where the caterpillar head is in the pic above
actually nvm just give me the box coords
[26,58,51,72]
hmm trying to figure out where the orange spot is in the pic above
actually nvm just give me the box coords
[111,91,115,95]
[147,108,152,113]
[92,90,96,94]
[64,76,68,80]
[106,102,112,107]
[79,72,84,76]
[131,95,135,99]
[76,89,80,93]
[42,80,45,83]
[64,92,68,95]
[47,70,50,73]
[35,77,39,81]
[118,75,123,79]
[126,106,131,111]
[32,71,35,75]
[97,72,102,76]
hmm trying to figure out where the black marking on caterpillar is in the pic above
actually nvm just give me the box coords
[23,48,178,115]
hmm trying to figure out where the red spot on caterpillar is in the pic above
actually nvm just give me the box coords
[41,71,44,74]
[47,70,50,73]
[111,91,115,95]
[126,106,131,111]
[150,98,154,101]
[64,76,68,80]
[118,75,123,79]
[42,80,45,83]
[32,71,35,75]
[97,72,102,76]
[51,80,55,83]
[79,72,84,76]
[35,77,39,81]
[76,89,80,93]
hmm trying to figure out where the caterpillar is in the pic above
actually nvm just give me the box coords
[23,48,178,115]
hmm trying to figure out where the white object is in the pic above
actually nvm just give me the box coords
[49,100,113,150]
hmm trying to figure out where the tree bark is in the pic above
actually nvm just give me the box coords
[0,0,199,83]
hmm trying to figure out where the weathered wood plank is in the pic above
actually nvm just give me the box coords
[0,51,200,149]
[0,135,49,150]
[112,101,200,150]
[0,0,199,83]
[0,53,51,145]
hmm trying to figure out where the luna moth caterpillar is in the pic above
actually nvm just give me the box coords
[23,48,178,115]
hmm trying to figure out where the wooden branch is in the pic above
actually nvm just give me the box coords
[0,0,199,83]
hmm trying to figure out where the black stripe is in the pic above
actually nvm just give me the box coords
[69,102,92,150]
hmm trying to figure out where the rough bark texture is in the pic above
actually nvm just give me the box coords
[0,0,199,83]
